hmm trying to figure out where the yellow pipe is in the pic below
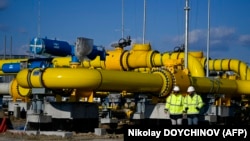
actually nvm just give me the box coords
[10,79,31,102]
[189,51,204,59]
[104,47,205,77]
[189,77,238,95]
[189,76,250,96]
[126,44,157,68]
[104,44,205,77]
[234,80,250,94]
[16,68,166,96]
[105,48,127,70]
[200,58,250,80]
[84,56,105,69]
[159,52,205,77]
[15,67,250,98]
[52,57,71,68]
[50,44,205,78]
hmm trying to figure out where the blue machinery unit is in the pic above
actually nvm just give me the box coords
[29,37,72,56]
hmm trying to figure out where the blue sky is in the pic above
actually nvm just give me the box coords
[1,0,250,64]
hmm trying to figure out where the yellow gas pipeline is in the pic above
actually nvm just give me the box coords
[16,68,177,97]
[200,58,250,80]
[15,67,250,99]
[0,44,204,77]
[5,43,250,99]
[51,44,205,77]
[64,43,250,81]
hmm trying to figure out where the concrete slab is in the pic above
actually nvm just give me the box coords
[94,128,107,136]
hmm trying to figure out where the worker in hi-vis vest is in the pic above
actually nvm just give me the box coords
[164,85,184,125]
[183,86,204,125]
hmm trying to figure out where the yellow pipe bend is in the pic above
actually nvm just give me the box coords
[160,52,205,77]
[9,79,30,102]
[200,58,250,80]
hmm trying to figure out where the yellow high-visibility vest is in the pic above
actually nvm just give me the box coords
[184,94,204,115]
[165,93,184,115]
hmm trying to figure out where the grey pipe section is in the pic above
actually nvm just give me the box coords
[0,82,10,94]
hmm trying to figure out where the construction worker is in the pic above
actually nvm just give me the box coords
[184,86,204,125]
[164,85,184,125]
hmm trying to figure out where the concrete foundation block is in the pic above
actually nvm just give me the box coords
[94,128,106,136]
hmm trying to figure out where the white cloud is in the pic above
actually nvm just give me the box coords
[238,35,250,47]
[189,29,205,44]
[210,27,235,38]
[171,27,237,50]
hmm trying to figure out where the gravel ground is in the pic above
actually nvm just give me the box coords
[0,117,124,141]
[0,130,124,141]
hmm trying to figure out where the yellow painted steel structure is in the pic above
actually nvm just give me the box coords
[2,43,250,103]
[83,44,206,77]
[75,44,206,77]
[15,67,250,99]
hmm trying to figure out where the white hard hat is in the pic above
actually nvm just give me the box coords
[187,86,195,93]
[173,86,180,92]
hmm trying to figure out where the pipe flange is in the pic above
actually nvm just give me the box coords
[152,68,173,97]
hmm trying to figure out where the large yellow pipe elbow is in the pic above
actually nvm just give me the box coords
[10,79,31,101]
[200,58,250,80]
[145,52,206,77]
[213,59,249,80]
[161,52,205,77]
